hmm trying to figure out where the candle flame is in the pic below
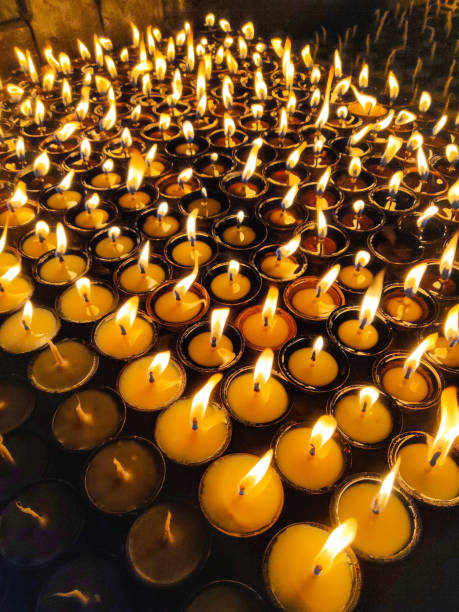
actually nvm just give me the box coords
[173,259,199,300]
[35,221,49,241]
[226,51,238,75]
[120,128,133,149]
[310,68,321,87]
[446,144,458,164]
[406,132,423,152]
[33,152,50,177]
[223,115,236,139]
[55,222,67,257]
[219,18,231,32]
[14,47,27,71]
[148,351,170,382]
[159,113,171,132]
[387,71,399,101]
[277,235,300,259]
[381,136,403,165]
[417,206,439,229]
[130,22,140,47]
[190,373,222,428]
[236,210,244,225]
[388,171,403,197]
[316,167,331,196]
[261,286,279,328]
[419,91,431,112]
[8,182,27,210]
[403,333,438,379]
[252,348,274,392]
[440,232,458,280]
[448,180,459,206]
[312,519,357,577]
[80,138,91,161]
[43,68,56,92]
[359,269,384,329]
[85,193,100,213]
[371,460,400,514]
[310,88,321,108]
[178,168,193,188]
[359,386,379,411]
[278,108,288,137]
[7,84,24,103]
[57,170,74,193]
[271,37,283,57]
[301,44,313,69]
[100,104,117,131]
[351,86,376,115]
[34,99,45,125]
[16,137,25,160]
[241,21,254,40]
[210,308,230,346]
[404,263,427,296]
[331,78,351,102]
[359,63,369,88]
[286,92,296,115]
[238,449,273,495]
[317,209,328,240]
[349,125,372,146]
[205,12,215,26]
[337,106,348,120]
[76,277,90,301]
[281,185,298,210]
[22,300,33,329]
[254,69,268,100]
[105,56,117,80]
[138,241,150,271]
[354,250,371,269]
[251,104,263,120]
[61,79,72,107]
[126,151,145,193]
[182,121,194,144]
[228,260,239,280]
[286,145,303,170]
[444,304,459,346]
[20,98,32,119]
[316,264,340,297]
[394,110,416,126]
[77,39,91,60]
[116,296,138,335]
[54,122,78,143]
[75,99,89,121]
[310,414,337,457]
[353,200,365,215]
[348,156,361,178]
[108,226,120,242]
[0,264,20,288]
[428,387,459,467]
[157,201,168,218]
[167,37,175,62]
[432,115,447,136]
[242,138,262,181]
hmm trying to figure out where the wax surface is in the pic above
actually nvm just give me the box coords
[338,266,373,290]
[276,426,344,490]
[334,393,393,444]
[338,319,379,350]
[171,240,212,266]
[0,251,20,275]
[154,290,203,323]
[0,206,35,227]
[53,389,123,450]
[337,482,412,558]
[74,209,109,229]
[227,372,289,424]
[95,315,154,359]
[267,208,299,226]
[398,443,459,500]
[288,348,338,386]
[241,311,290,349]
[142,215,180,238]
[39,254,87,283]
[188,331,235,367]
[59,284,115,322]
[145,160,166,177]
[267,523,355,612]
[200,454,283,535]
[429,339,459,368]
[382,367,428,403]
[118,191,151,210]
[211,272,251,301]
[119,262,165,293]
[21,233,57,258]
[0,307,58,353]
[85,439,162,513]
[291,288,336,318]
[46,190,82,210]
[222,225,256,246]
[90,172,122,188]
[95,236,135,259]
[30,341,95,392]
[155,399,229,464]
[261,254,299,279]
[0,276,33,314]
[118,356,184,411]
[187,198,222,217]
[385,295,423,322]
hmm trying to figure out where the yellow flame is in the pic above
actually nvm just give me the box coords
[108,226,120,242]
[75,99,89,121]
[167,37,175,62]
[14,47,27,71]
[388,171,403,196]
[33,152,50,177]
[359,386,380,411]
[238,37,248,59]
[0,263,20,288]
[55,223,67,257]
[432,115,447,136]
[301,44,313,69]
[137,242,150,273]
[223,115,236,139]
[310,88,321,108]
[126,151,145,193]
[277,108,288,137]
[359,63,369,88]
[395,110,416,126]
[310,66,321,86]
[417,206,439,228]
[417,147,430,179]
[359,269,384,329]
[251,104,263,120]
[352,200,364,215]
[100,104,116,131]
[228,260,240,281]
[187,210,197,243]
[176,30,186,47]
[0,228,6,254]
[7,84,24,103]
[196,62,207,100]
[210,308,230,345]
[85,193,100,212]
[241,21,254,40]
[226,51,238,75]
[403,333,438,379]
[448,180,459,206]
[196,94,207,118]
[42,68,55,92]
[428,387,459,467]
[310,415,337,457]
[57,170,74,192]
[182,121,195,143]
[312,519,357,576]
[178,168,193,187]
[27,52,38,83]
[158,114,171,133]
[219,18,231,32]
[8,182,27,210]
[20,98,32,118]
[238,449,273,494]
[173,259,199,300]
[35,221,49,241]
[120,128,133,149]
[277,235,300,259]
[316,264,340,296]
[116,296,138,335]
[60,80,72,109]
[349,125,372,146]
[22,300,33,329]
[148,351,171,383]
[382,136,403,164]
[34,99,45,126]
[404,263,427,296]
[311,336,324,361]
[316,167,331,196]
[261,286,279,328]
[316,209,328,241]
[355,250,371,269]
[348,156,361,178]
[242,138,262,181]
[337,106,348,120]
[205,12,215,26]
[190,373,222,427]
[76,277,90,301]
[444,304,459,345]
[331,77,351,102]
[351,86,376,115]
[54,122,78,143]
[253,348,274,391]
[281,185,298,210]
[254,69,268,100]
[406,132,423,152]
[222,76,234,110]
[43,44,60,71]
[77,39,91,60]
[419,91,431,112]
[446,144,458,164]
[371,460,400,514]
[387,71,399,100]
[440,232,458,279]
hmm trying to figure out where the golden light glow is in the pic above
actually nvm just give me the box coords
[281,185,298,210]
[33,152,50,177]
[57,170,75,193]
[226,51,238,75]
[301,44,313,69]
[337,106,348,120]
[312,519,357,576]
[0,228,6,254]
[20,98,32,118]
[43,44,60,70]
[35,221,50,241]
[355,250,371,269]
[210,308,230,346]
[77,39,91,60]
[16,137,25,160]
[359,63,369,88]
[359,386,380,412]
[76,277,91,301]
[42,68,55,92]
[277,235,300,259]
[388,170,403,196]
[14,47,27,71]
[316,167,331,195]
[0,264,20,289]
[108,226,121,242]
[27,52,38,83]
[8,182,27,210]
[228,260,240,281]
[381,136,403,164]
[448,180,459,206]
[251,104,263,120]
[219,18,231,32]
[116,296,138,335]
[236,210,244,225]
[359,269,384,329]
[394,110,416,126]
[238,449,273,495]
[126,151,145,193]
[440,232,458,279]
[167,37,175,62]
[54,122,78,143]
[186,209,198,244]
[311,336,324,362]
[310,67,321,86]
[403,333,438,379]
[157,202,168,219]
[446,144,458,164]
[253,348,274,391]
[432,115,447,136]
[404,263,427,296]
[222,76,234,110]
[277,108,288,137]
[387,71,399,100]
[34,99,45,126]
[242,138,262,181]
[349,125,373,146]
[75,99,89,121]
[79,138,91,161]
[417,206,439,229]
[130,22,140,47]
[85,193,100,213]
[310,415,337,457]
[181,121,195,145]
[102,160,114,175]
[173,259,199,300]
[190,373,223,428]
[197,94,207,118]
[428,387,459,467]
[419,91,432,112]
[371,460,400,514]
[138,242,150,274]
[205,13,215,26]
[178,168,193,188]
[331,77,351,102]
[348,156,361,178]
[241,21,254,40]
[262,286,279,328]
[351,86,376,114]
[271,37,284,58]
[148,351,171,383]
[238,37,248,59]
[22,301,33,330]
[7,84,24,103]
[130,104,141,123]
[317,209,328,240]
[444,304,459,346]
[310,87,321,108]
[159,113,171,132]
[316,264,340,297]
[120,127,133,149]
[55,223,67,257]
[254,69,268,100]
[100,104,117,131]
[406,131,423,152]
[223,114,236,139]
[353,200,365,215]
[314,134,325,155]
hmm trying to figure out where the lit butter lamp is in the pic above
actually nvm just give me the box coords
[433,143,459,181]
[264,145,309,194]
[348,85,386,119]
[221,138,266,201]
[389,387,459,506]
[298,167,338,212]
[0,182,37,232]
[255,235,306,282]
[44,170,83,212]
[421,231,459,301]
[223,348,291,426]
[155,373,231,465]
[374,334,443,411]
[434,180,459,226]
[138,202,181,241]
[207,260,258,305]
[166,209,216,268]
[299,208,349,263]
[92,225,138,263]
[68,193,112,232]
[144,144,171,180]
[329,386,401,448]
[35,223,89,286]
[115,241,169,296]
[0,262,33,315]
[363,135,403,180]
[284,264,343,321]
[19,221,57,260]
[94,296,156,360]
[157,167,201,199]
[0,227,21,273]
[274,416,350,493]
[403,146,448,198]
[117,151,154,213]
[21,152,57,195]
[57,277,117,324]
[89,159,122,190]
[331,462,420,561]
[337,251,374,293]
[332,156,375,194]
[209,114,247,151]
[257,185,307,232]
[235,286,297,351]
[265,519,360,612]
[199,449,284,537]
[166,120,209,162]
[28,338,98,394]
[426,304,459,373]
[0,301,59,354]
[214,210,267,251]
[369,170,418,218]
[118,350,185,412]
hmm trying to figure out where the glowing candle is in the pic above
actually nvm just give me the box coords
[291,264,341,317]
[338,251,373,291]
[91,159,122,189]
[427,304,459,368]
[95,226,135,260]
[171,211,213,266]
[384,263,427,323]
[58,277,116,323]
[0,301,59,353]
[141,202,180,239]
[287,336,339,387]
[187,308,234,367]
[0,263,33,315]
[221,211,256,246]
[118,242,166,294]
[21,222,57,259]
[260,236,301,279]
[118,151,151,211]
[38,223,87,284]
[153,260,204,324]
[46,171,82,210]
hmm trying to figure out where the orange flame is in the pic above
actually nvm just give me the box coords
[253,348,274,391]
[394,110,416,126]
[210,308,230,346]
[359,269,384,329]
[148,351,171,383]
[432,115,447,136]
[126,151,145,193]
[116,296,138,335]
[388,171,403,197]
[100,104,117,131]
[359,386,380,412]
[190,373,223,428]
[54,122,78,143]
[8,182,27,210]
[351,86,376,115]
[428,387,459,467]
[387,71,399,100]
[55,223,67,258]
[359,63,369,88]
[312,519,357,576]
[381,136,403,164]
[33,152,50,177]
[238,449,273,495]
[76,277,91,302]
[242,138,262,181]
[277,235,300,259]
[281,185,298,210]
[309,415,337,457]
[316,264,340,297]
[261,286,279,328]
[440,232,458,279]
[173,259,199,300]
[21,301,33,330]
[403,333,439,379]
[371,460,400,514]
[419,91,431,112]
[348,156,361,178]
[301,44,313,69]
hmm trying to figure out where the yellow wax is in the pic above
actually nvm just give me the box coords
[171,240,212,266]
[334,393,393,444]
[337,482,412,558]
[267,523,355,612]
[142,215,180,238]
[95,236,135,259]
[226,373,288,424]
[338,266,373,290]
[0,251,20,275]
[58,284,115,322]
[261,254,299,279]
[46,190,82,210]
[267,208,298,226]
[291,288,336,318]
[145,161,166,177]
[119,263,165,293]
[30,340,95,392]
[429,338,459,368]
[0,307,58,353]
[398,443,459,500]
[175,143,200,156]
[21,233,57,259]
[210,272,251,302]
[118,191,151,211]
[118,355,184,411]
[53,389,123,450]
[382,367,428,403]
[154,290,202,323]
[90,172,122,188]
[0,206,36,227]
[222,225,256,246]
[276,426,344,490]
[241,311,289,349]
[74,209,109,229]
[85,439,161,514]
[165,183,193,197]
[200,453,284,535]
[39,255,87,284]
[338,319,378,350]
[384,296,423,323]
[95,315,154,359]
[155,398,229,464]
[0,276,33,314]
[187,198,222,217]
[187,332,234,367]
[288,348,338,386]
